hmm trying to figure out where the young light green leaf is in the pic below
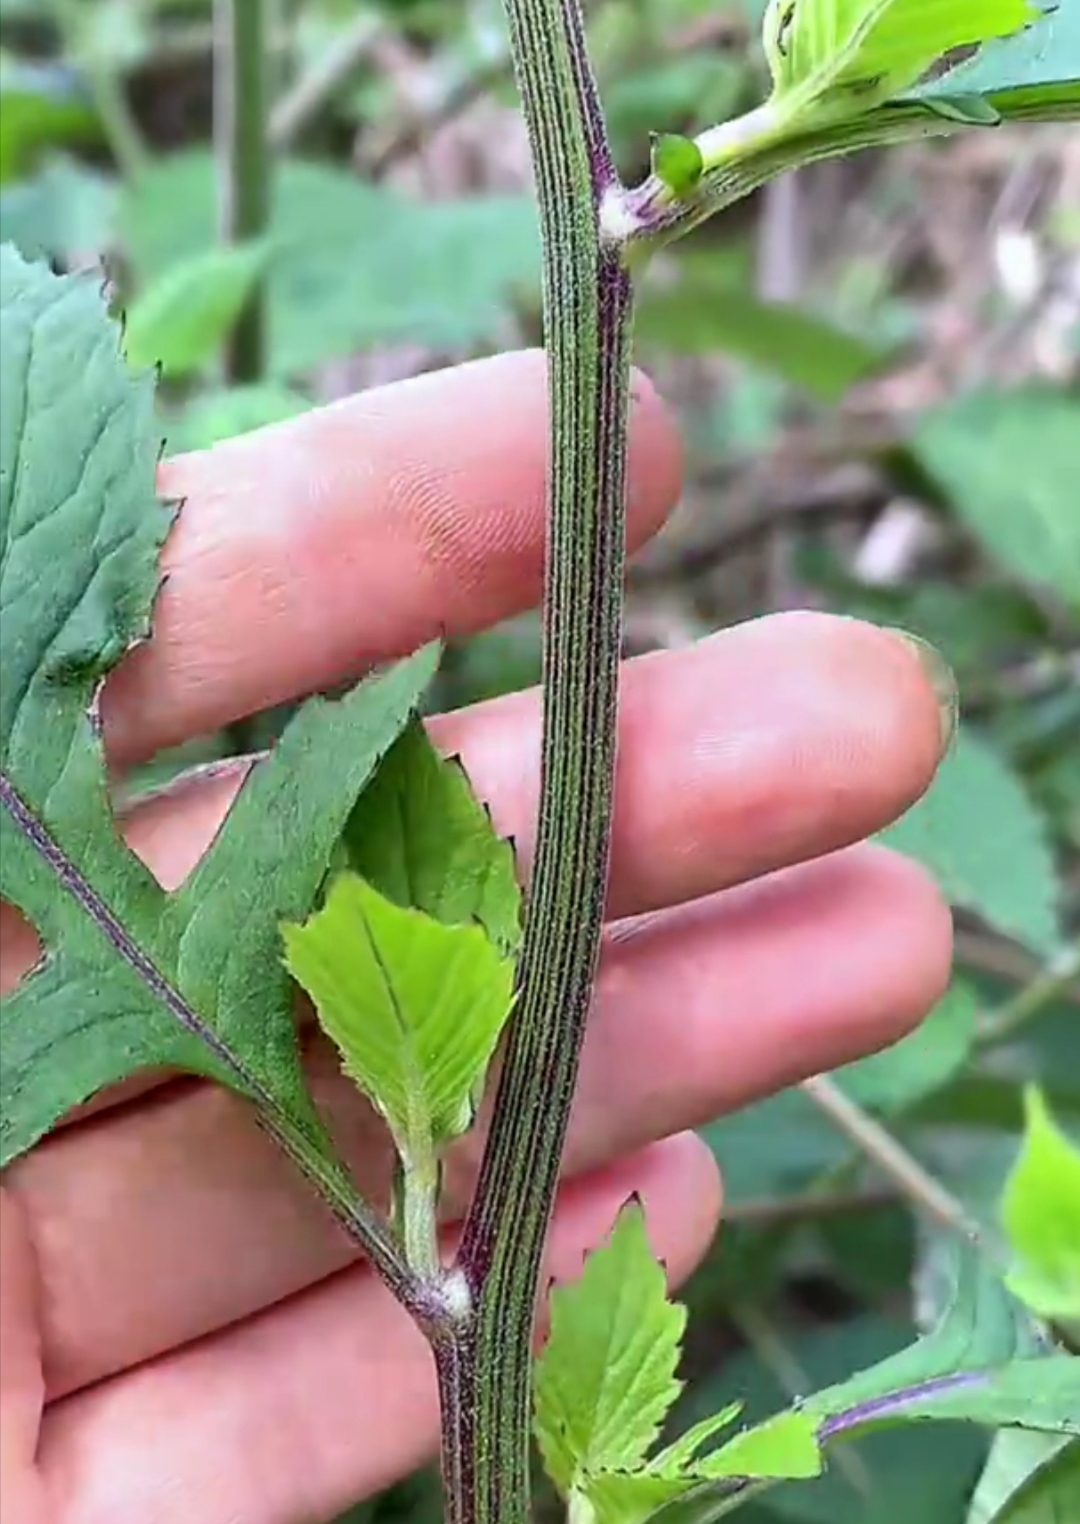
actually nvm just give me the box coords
[836,978,978,1113]
[124,240,274,378]
[969,1433,1079,1524]
[763,0,1036,118]
[650,1407,745,1473]
[0,246,439,1168]
[1001,1087,1080,1322]
[911,388,1080,613]
[882,730,1062,955]
[689,1411,821,1481]
[912,0,1080,118]
[0,55,99,183]
[340,717,522,957]
[534,1201,687,1496]
[282,871,514,1165]
[576,1410,821,1524]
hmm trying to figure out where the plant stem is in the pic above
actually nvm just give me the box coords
[50,0,149,181]
[215,0,270,383]
[801,1074,983,1241]
[976,941,1080,1050]
[607,93,1080,254]
[269,12,384,149]
[435,3,632,1520]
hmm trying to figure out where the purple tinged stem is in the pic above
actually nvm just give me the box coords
[819,1372,988,1440]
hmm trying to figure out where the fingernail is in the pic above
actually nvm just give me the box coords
[888,629,959,757]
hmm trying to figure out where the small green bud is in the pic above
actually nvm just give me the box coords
[650,133,704,198]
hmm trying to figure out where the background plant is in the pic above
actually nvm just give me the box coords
[0,2,1078,1523]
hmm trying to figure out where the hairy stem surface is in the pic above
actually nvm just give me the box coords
[442,3,635,1520]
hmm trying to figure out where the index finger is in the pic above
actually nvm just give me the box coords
[102,350,682,768]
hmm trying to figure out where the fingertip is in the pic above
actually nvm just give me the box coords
[848,842,956,1049]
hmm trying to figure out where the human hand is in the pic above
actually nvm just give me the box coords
[0,352,954,1524]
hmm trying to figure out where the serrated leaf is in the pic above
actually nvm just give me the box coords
[655,1317,991,1524]
[0,246,440,1167]
[691,1411,822,1482]
[763,0,1036,116]
[836,979,978,1113]
[563,1370,819,1522]
[124,240,275,379]
[340,717,521,957]
[911,388,1080,612]
[535,1201,688,1496]
[578,1471,692,1524]
[881,730,1062,954]
[282,871,514,1164]
[969,1433,1079,1524]
[1001,1088,1080,1321]
[651,1407,746,1473]
[649,1258,1076,1524]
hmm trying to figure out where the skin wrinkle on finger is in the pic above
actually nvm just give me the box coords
[38,1135,720,1524]
[8,840,950,1402]
[99,352,681,768]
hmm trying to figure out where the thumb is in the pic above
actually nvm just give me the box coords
[0,1186,48,1522]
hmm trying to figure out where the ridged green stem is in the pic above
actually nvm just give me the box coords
[439,3,635,1520]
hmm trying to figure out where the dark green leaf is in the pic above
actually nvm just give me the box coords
[837,980,979,1113]
[969,1434,1080,1524]
[637,253,886,401]
[882,731,1062,955]
[0,156,116,261]
[0,247,439,1165]
[911,388,1080,612]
